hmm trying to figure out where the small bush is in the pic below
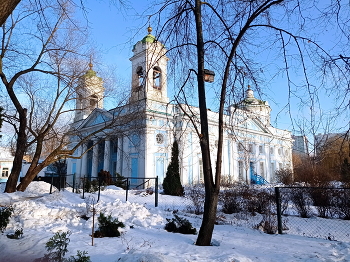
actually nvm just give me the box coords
[98,170,113,186]
[290,188,312,218]
[245,189,274,216]
[44,231,71,262]
[280,191,291,216]
[255,214,277,234]
[114,172,127,189]
[185,185,205,214]
[94,212,125,238]
[165,214,197,235]
[309,188,334,218]
[7,228,23,239]
[84,179,99,193]
[275,168,293,185]
[220,186,244,214]
[336,189,350,220]
[67,250,91,262]
[0,206,13,232]
[145,187,154,195]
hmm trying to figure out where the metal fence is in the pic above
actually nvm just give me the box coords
[153,185,350,242]
[34,174,160,206]
[80,176,159,206]
[34,174,76,193]
[33,175,350,242]
[275,186,350,242]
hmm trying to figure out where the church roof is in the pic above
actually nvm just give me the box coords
[239,87,268,106]
[84,69,97,78]
[82,62,102,81]
[133,26,163,52]
[141,33,156,44]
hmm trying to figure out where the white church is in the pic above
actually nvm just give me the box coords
[66,27,293,186]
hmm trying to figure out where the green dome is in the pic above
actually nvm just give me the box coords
[132,26,162,51]
[141,34,156,44]
[83,69,102,81]
[84,69,97,78]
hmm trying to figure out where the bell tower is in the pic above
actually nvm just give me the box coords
[74,62,104,122]
[129,26,169,103]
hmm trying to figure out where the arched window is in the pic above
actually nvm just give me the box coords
[90,94,98,109]
[153,67,161,90]
[136,66,144,88]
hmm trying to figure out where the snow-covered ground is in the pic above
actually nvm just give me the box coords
[1,181,350,262]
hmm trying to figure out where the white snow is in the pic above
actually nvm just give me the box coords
[0,181,350,262]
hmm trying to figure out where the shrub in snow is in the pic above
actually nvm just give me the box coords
[84,179,99,193]
[245,189,274,216]
[114,172,127,189]
[290,188,312,218]
[220,187,243,214]
[255,213,277,234]
[280,190,291,216]
[98,169,113,186]
[309,188,335,218]
[6,228,23,239]
[44,231,71,262]
[67,250,91,262]
[93,212,125,238]
[185,184,205,214]
[165,214,197,235]
[336,189,350,220]
[274,168,293,185]
[0,205,13,232]
[163,141,184,196]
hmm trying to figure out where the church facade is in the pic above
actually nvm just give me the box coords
[66,28,293,186]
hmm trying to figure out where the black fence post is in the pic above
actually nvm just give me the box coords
[155,176,158,207]
[50,175,53,194]
[275,187,283,234]
[82,176,85,199]
[98,176,101,202]
[72,174,75,193]
[126,178,129,202]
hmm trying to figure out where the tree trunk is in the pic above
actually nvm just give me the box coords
[0,0,21,26]
[194,0,218,246]
[17,168,41,192]
[17,137,47,191]
[17,154,52,191]
[196,187,219,246]
[4,108,27,193]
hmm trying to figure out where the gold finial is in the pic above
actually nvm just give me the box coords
[147,25,152,34]
[88,55,93,70]
[247,85,251,89]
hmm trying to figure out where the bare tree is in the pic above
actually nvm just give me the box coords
[0,0,138,192]
[148,0,350,246]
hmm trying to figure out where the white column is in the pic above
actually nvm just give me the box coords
[103,139,110,172]
[80,143,88,177]
[75,146,81,177]
[91,140,99,178]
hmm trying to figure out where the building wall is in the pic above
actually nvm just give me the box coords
[66,30,293,187]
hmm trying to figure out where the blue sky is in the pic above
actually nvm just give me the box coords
[79,0,349,137]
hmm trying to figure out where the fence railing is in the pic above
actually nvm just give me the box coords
[81,176,159,207]
[28,175,350,242]
[36,174,76,194]
[275,186,350,242]
[179,185,350,242]
[33,174,159,207]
